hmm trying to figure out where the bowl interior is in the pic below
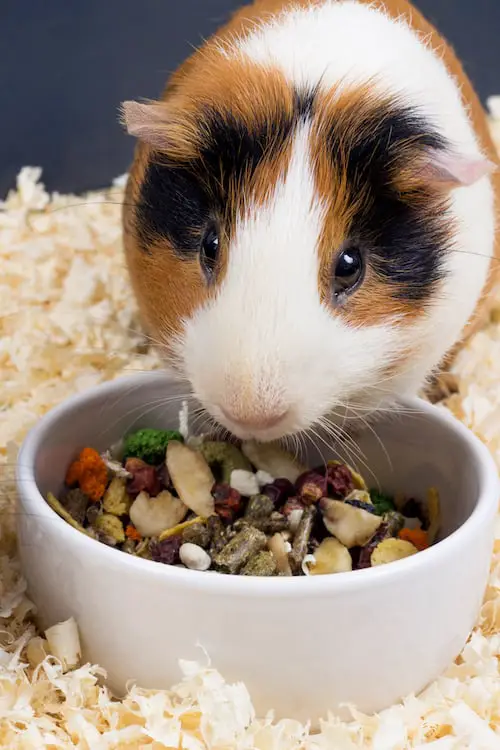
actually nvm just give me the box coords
[24,373,481,542]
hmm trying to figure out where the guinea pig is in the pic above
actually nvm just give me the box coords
[120,0,499,444]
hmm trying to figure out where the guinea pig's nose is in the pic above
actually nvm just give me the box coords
[220,406,289,431]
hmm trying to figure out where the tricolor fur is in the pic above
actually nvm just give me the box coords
[122,0,499,442]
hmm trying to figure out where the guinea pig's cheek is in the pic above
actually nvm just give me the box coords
[129,248,207,348]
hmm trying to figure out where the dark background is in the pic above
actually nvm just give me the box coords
[1,0,499,195]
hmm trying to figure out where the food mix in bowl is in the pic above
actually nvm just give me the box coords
[46,419,441,576]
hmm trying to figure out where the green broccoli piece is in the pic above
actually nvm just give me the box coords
[123,428,183,465]
[369,489,396,516]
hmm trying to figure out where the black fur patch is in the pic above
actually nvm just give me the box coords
[135,87,316,254]
[326,105,450,301]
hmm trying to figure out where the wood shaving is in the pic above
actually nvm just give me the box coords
[0,109,499,747]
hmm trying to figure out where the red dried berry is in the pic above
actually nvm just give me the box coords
[261,478,294,508]
[125,458,161,498]
[326,463,354,497]
[156,462,171,490]
[212,483,242,523]
[150,535,182,565]
[294,471,327,504]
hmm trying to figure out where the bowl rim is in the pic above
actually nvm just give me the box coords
[16,371,500,598]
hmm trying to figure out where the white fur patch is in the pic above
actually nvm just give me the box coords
[181,124,401,440]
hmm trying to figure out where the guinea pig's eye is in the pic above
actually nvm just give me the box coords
[332,246,364,300]
[200,225,220,281]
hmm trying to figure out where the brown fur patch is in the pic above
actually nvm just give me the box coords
[309,84,454,326]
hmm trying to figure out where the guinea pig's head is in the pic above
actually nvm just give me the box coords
[121,55,493,442]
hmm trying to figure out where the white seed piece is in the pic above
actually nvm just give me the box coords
[44,617,81,672]
[179,543,212,571]
[230,469,260,496]
[256,470,275,488]
[241,440,306,483]
[130,490,188,537]
[166,441,215,517]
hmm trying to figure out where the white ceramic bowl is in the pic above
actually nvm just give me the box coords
[16,372,499,724]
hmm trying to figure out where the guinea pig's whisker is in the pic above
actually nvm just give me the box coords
[316,415,376,483]
[302,428,328,468]
[344,407,392,473]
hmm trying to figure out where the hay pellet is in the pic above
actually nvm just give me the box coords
[244,494,275,522]
[289,505,315,573]
[179,543,212,571]
[241,551,278,576]
[213,525,267,574]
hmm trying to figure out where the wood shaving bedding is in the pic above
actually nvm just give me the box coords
[0,106,499,748]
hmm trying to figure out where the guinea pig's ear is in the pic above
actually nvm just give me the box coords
[421,148,497,189]
[120,100,172,148]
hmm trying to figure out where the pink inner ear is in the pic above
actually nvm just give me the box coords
[120,101,170,148]
[423,148,497,188]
